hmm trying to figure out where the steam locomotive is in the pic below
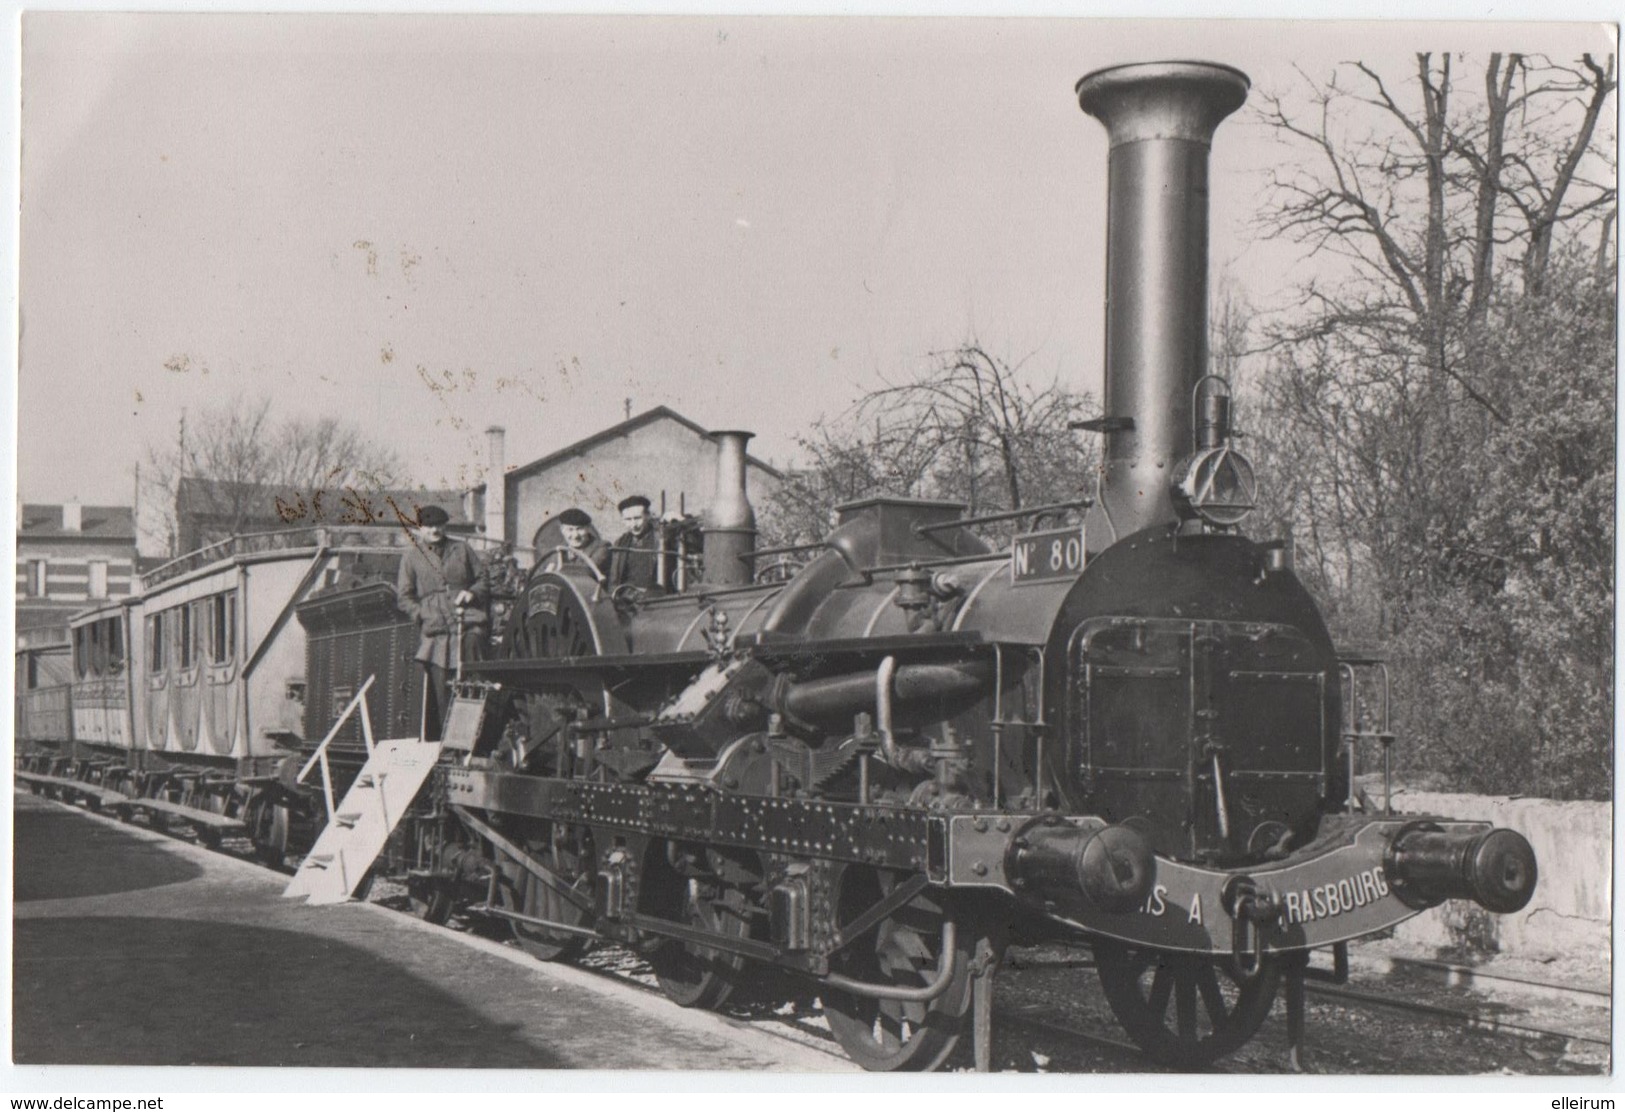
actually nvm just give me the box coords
[385,60,1538,1071]
[16,59,1538,1073]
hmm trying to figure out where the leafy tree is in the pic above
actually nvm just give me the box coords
[1248,54,1616,798]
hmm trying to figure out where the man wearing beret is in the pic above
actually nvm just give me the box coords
[608,494,679,594]
[396,504,489,740]
[549,507,612,576]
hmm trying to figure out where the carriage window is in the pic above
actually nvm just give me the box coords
[149,612,166,671]
[210,593,237,663]
[106,619,125,673]
[89,621,106,676]
[179,604,195,669]
[73,627,89,679]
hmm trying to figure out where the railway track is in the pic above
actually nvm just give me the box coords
[1004,948,1609,1074]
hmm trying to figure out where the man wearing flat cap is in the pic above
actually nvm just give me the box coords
[609,494,684,594]
[396,504,489,740]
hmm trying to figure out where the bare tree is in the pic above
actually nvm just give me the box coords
[1253,54,1614,594]
[142,394,406,556]
[759,343,1097,547]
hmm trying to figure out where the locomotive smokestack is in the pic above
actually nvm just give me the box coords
[1076,61,1249,542]
[703,430,757,586]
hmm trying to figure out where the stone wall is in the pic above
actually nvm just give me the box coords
[1382,788,1611,961]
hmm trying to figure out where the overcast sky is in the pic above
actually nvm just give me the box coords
[17,14,1612,524]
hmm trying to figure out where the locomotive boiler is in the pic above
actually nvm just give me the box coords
[385,59,1541,1072]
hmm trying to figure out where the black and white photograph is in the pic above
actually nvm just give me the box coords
[7,10,1616,1091]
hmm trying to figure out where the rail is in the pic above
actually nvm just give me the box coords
[296,674,377,820]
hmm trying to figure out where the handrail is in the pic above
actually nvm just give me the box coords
[838,551,1011,587]
[740,540,831,561]
[141,527,333,587]
[535,546,608,583]
[142,523,520,590]
[912,498,1094,535]
[296,674,377,821]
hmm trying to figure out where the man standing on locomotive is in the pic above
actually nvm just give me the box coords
[397,504,489,740]
[607,495,670,593]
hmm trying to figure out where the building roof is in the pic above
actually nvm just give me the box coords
[19,503,136,540]
[175,476,470,526]
[504,406,784,486]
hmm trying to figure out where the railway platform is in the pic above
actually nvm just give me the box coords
[11,791,852,1071]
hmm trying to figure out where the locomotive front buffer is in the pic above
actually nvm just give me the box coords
[952,810,1536,955]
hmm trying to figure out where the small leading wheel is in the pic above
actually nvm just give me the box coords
[500,823,594,963]
[649,882,751,1010]
[1093,939,1282,1068]
[822,868,976,1072]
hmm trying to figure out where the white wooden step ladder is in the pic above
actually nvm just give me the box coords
[283,675,443,905]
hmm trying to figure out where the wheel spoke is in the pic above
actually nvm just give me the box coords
[1196,961,1228,1027]
[1146,960,1175,1018]
[1096,940,1283,1069]
[1174,968,1198,1041]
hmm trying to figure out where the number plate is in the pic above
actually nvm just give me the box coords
[526,582,562,618]
[1011,525,1087,585]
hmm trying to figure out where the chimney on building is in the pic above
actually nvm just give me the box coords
[62,501,82,533]
[485,426,506,543]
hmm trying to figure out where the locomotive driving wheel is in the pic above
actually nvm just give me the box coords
[649,882,753,1010]
[640,842,758,1011]
[499,822,595,963]
[822,867,977,1072]
[1092,938,1281,1068]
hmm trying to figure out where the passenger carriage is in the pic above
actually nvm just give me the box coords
[15,623,74,761]
[22,525,492,850]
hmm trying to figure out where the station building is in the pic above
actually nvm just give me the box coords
[468,406,782,556]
